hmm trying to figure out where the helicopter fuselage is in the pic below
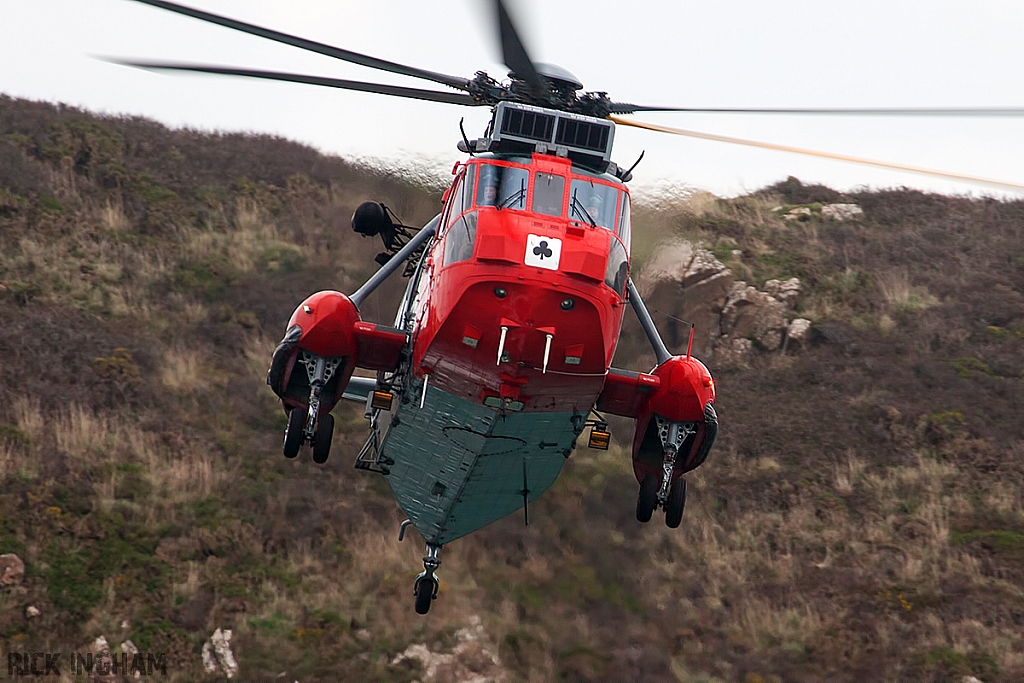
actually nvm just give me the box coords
[414,153,630,411]
[380,152,633,544]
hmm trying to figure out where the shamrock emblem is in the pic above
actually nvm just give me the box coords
[533,240,553,260]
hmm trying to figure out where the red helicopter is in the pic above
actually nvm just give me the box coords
[118,0,1020,614]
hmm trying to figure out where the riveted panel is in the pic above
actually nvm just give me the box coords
[380,380,583,545]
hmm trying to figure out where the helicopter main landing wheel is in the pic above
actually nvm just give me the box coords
[636,474,659,523]
[312,413,334,464]
[414,575,437,615]
[283,408,305,459]
[665,476,687,529]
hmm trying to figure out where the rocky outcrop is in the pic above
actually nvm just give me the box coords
[636,241,734,357]
[392,615,505,683]
[821,203,864,221]
[120,641,140,679]
[720,282,787,351]
[764,278,802,308]
[781,206,813,221]
[0,554,24,586]
[714,337,754,367]
[92,636,113,679]
[785,318,812,350]
[202,628,239,679]
[637,242,807,367]
[776,203,863,222]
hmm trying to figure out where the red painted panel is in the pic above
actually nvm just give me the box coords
[409,153,634,414]
[287,290,359,359]
[354,322,407,371]
[597,369,661,418]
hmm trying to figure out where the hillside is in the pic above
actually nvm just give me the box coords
[1,95,1023,683]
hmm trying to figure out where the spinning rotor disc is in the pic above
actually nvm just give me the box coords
[110,0,1024,192]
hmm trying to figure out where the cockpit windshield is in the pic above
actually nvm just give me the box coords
[476,163,528,211]
[532,172,565,217]
[570,179,619,230]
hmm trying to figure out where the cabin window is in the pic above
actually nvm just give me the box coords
[532,172,565,217]
[618,193,631,251]
[444,211,478,265]
[569,179,619,230]
[476,164,528,210]
[446,165,476,229]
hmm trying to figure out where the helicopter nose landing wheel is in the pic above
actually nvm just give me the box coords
[413,544,442,615]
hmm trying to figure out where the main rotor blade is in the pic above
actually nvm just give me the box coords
[113,60,484,107]
[609,115,1024,194]
[609,103,1024,116]
[494,0,546,93]
[127,0,471,91]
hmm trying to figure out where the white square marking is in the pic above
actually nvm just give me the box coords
[525,234,561,270]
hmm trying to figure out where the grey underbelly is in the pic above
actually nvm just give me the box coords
[380,383,583,545]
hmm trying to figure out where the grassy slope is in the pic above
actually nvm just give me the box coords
[1,96,1023,682]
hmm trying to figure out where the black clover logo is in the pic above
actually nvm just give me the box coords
[533,240,553,260]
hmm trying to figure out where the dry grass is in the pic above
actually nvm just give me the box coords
[100,199,130,231]
[877,268,939,311]
[160,348,217,393]
[623,429,1024,675]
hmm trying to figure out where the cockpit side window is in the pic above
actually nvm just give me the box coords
[618,192,631,251]
[605,239,628,297]
[444,211,478,265]
[532,172,565,217]
[569,178,619,230]
[446,165,476,229]
[439,166,478,265]
[476,163,528,211]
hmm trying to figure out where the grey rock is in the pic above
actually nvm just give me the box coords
[392,615,505,683]
[785,318,813,351]
[721,282,787,351]
[714,337,754,368]
[763,278,802,308]
[638,241,734,356]
[782,207,813,221]
[202,628,239,679]
[0,554,24,586]
[821,203,864,221]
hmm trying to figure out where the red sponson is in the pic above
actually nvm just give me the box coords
[288,290,360,358]
[631,355,716,484]
[280,290,361,414]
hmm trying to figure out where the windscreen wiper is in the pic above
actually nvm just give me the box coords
[497,178,526,210]
[570,192,597,227]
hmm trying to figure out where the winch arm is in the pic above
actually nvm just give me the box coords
[351,215,438,307]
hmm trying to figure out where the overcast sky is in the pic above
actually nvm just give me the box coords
[2,0,1023,199]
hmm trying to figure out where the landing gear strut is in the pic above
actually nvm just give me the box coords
[281,350,341,463]
[636,417,696,527]
[413,543,442,615]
